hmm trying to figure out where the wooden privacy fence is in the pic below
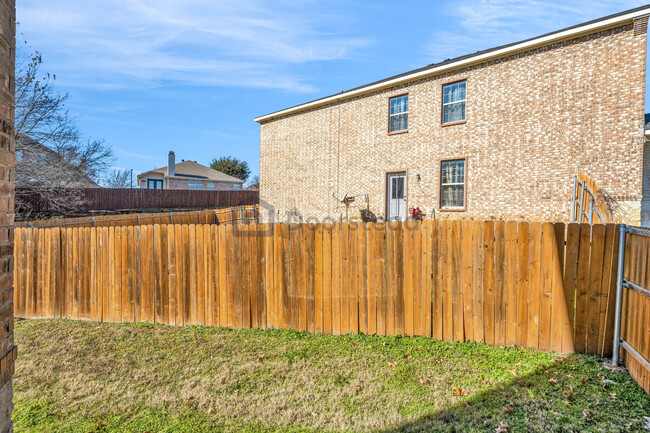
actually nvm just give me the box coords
[16,205,258,229]
[16,188,259,212]
[13,220,620,356]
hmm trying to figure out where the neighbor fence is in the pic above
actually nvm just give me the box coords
[16,205,258,229]
[16,188,259,212]
[14,220,620,358]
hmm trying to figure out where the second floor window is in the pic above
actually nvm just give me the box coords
[442,81,466,124]
[389,95,408,133]
[188,181,203,190]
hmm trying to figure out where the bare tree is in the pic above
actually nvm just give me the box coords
[15,45,113,219]
[104,169,133,188]
[246,175,260,190]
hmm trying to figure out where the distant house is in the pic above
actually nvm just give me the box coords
[137,151,244,191]
[16,135,99,188]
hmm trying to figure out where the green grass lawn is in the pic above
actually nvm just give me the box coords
[13,319,650,432]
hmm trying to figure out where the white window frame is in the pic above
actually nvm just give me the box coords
[206,182,216,190]
[440,159,466,210]
[442,81,467,124]
[233,183,242,191]
[187,181,203,190]
[389,94,408,133]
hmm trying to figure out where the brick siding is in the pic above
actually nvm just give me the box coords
[0,0,14,430]
[259,19,648,225]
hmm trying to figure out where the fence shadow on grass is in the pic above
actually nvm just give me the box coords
[379,356,644,433]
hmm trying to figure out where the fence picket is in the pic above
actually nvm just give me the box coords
[494,221,506,346]
[515,222,529,348]
[574,224,592,353]
[461,221,474,342]
[550,223,566,353]
[539,223,553,351]
[527,223,541,350]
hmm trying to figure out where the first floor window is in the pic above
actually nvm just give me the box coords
[207,182,216,190]
[389,95,408,133]
[188,181,203,190]
[147,179,163,189]
[442,81,466,124]
[233,183,242,191]
[440,159,465,209]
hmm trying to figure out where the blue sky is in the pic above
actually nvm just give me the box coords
[16,0,649,184]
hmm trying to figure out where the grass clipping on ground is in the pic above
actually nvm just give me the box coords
[13,319,650,432]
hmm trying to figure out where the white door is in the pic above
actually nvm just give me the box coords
[387,172,406,221]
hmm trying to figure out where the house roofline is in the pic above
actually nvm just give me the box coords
[137,171,244,183]
[254,5,650,123]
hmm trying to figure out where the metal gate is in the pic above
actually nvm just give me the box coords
[612,225,650,380]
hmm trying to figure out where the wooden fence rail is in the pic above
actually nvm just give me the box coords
[13,220,621,356]
[16,205,258,229]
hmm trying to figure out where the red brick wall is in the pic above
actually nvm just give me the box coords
[0,0,14,430]
[260,20,647,224]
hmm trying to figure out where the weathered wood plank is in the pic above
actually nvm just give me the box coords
[526,222,541,350]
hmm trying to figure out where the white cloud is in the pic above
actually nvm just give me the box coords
[17,0,370,92]
[114,148,161,161]
[424,0,646,63]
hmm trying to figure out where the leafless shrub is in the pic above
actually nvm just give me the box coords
[14,45,112,219]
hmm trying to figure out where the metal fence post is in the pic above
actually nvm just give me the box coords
[588,199,594,225]
[578,181,586,223]
[612,224,627,365]
[571,176,577,223]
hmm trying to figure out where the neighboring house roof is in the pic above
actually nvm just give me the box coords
[138,160,244,183]
[255,5,650,123]
[16,135,100,188]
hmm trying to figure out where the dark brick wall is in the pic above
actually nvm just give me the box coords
[0,0,15,431]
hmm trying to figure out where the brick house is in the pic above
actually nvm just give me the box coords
[256,6,650,225]
[137,151,244,191]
